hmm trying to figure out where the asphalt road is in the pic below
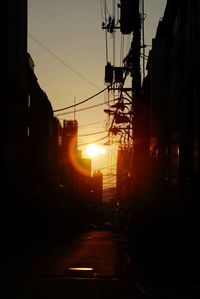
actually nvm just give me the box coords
[1,230,151,299]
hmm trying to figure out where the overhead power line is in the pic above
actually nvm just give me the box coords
[28,33,101,90]
[93,163,116,171]
[79,120,104,128]
[78,135,109,147]
[79,130,106,137]
[54,101,107,116]
[53,84,112,113]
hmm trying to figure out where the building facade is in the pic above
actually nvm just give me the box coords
[137,0,200,276]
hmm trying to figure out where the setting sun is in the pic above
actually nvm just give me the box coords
[85,143,106,158]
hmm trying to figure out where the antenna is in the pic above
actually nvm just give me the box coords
[74,96,76,120]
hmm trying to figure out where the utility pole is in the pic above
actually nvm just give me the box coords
[102,0,145,212]
[119,0,146,277]
[101,0,149,279]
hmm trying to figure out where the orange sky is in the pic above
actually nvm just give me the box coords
[28,0,167,189]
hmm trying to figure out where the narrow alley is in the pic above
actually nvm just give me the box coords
[2,1,200,298]
[1,230,147,299]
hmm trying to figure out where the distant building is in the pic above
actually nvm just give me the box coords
[77,150,92,195]
[92,171,103,202]
[62,119,78,165]
[60,120,92,196]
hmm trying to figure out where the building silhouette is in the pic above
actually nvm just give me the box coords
[128,0,200,279]
[1,0,95,249]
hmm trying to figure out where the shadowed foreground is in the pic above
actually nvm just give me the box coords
[1,230,148,299]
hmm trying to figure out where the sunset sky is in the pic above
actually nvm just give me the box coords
[28,0,167,189]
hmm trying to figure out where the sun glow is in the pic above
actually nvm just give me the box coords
[85,143,106,158]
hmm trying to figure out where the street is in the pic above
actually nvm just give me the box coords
[0,230,150,299]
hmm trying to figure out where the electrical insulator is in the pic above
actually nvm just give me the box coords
[115,113,130,124]
[114,67,123,83]
[105,62,113,84]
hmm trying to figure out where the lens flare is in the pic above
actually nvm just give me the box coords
[85,144,107,158]
[68,135,91,176]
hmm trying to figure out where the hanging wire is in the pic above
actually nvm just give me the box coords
[79,120,105,128]
[55,101,107,116]
[28,33,101,90]
[112,0,116,67]
[53,83,114,113]
[78,134,109,147]
[120,34,124,67]
[79,130,106,137]
[101,0,109,63]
